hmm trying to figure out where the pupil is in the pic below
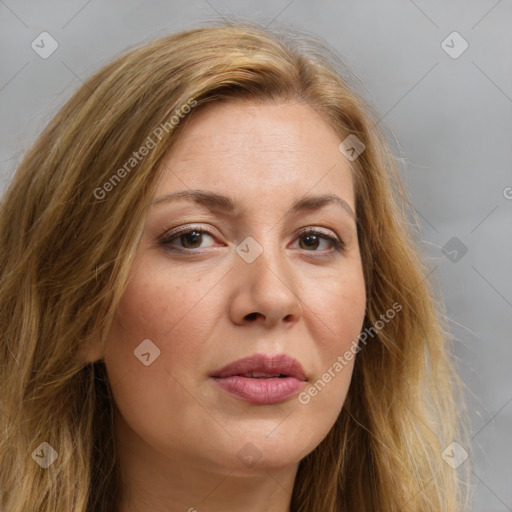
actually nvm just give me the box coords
[182,231,202,248]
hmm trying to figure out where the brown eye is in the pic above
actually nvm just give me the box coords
[299,233,320,250]
[180,230,203,249]
[161,228,217,251]
[295,230,343,252]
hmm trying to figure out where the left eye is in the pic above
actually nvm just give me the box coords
[293,230,342,252]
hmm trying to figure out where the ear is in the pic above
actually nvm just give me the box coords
[76,335,104,364]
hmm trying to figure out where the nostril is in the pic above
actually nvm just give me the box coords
[245,312,261,321]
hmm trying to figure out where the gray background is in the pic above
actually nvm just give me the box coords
[1,1,511,510]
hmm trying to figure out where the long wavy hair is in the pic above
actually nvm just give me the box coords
[0,22,470,511]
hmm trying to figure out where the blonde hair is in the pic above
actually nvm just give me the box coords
[0,22,470,511]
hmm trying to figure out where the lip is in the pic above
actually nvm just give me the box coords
[210,353,307,405]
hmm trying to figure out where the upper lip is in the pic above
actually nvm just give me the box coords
[210,353,307,381]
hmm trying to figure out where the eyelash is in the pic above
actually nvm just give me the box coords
[159,225,345,255]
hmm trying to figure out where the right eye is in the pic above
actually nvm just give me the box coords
[160,226,219,252]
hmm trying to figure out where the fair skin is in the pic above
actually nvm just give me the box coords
[88,99,366,512]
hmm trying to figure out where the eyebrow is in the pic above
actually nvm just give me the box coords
[150,189,356,220]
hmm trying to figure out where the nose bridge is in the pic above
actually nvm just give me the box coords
[237,227,288,285]
[231,230,303,326]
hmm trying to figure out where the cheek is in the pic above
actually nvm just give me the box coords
[102,261,225,449]
[298,262,366,412]
[103,258,218,383]
[307,263,366,350]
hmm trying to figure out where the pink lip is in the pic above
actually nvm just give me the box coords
[210,353,307,405]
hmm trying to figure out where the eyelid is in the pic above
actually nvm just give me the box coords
[161,224,214,237]
[294,225,339,239]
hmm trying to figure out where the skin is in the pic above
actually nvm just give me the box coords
[86,99,367,512]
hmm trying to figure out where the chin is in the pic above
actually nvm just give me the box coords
[221,427,319,474]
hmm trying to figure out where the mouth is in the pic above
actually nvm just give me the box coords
[210,353,307,405]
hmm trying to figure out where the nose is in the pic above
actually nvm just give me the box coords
[229,245,303,328]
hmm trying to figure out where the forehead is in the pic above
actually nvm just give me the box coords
[155,99,355,209]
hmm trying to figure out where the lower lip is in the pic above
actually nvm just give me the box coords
[213,376,304,404]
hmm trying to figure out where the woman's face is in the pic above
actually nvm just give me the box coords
[103,99,366,479]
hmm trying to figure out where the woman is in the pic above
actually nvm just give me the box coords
[0,22,470,511]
